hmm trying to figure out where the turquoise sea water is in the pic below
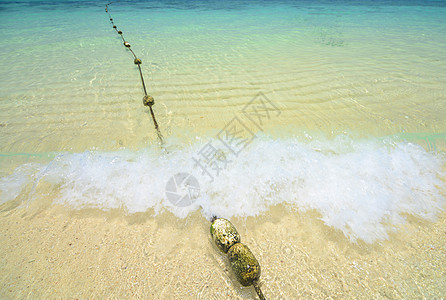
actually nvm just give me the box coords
[0,0,445,242]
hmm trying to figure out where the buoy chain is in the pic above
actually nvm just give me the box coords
[210,217,267,300]
[106,3,265,298]
[105,2,163,143]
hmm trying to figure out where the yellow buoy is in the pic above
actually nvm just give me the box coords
[227,242,261,286]
[210,218,240,253]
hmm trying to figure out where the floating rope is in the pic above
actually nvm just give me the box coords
[105,3,266,299]
[105,2,164,144]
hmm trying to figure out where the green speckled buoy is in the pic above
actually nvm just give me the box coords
[210,218,240,253]
[227,242,261,286]
[143,95,155,106]
[210,218,266,299]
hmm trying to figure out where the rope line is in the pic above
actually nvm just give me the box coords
[211,216,267,300]
[105,2,164,143]
[105,3,266,299]
[253,280,266,300]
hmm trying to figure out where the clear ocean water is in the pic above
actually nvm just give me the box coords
[0,0,445,243]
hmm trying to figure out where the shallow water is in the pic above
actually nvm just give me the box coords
[1,0,445,151]
[0,0,445,298]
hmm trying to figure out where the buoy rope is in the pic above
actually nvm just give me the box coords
[105,3,266,298]
[253,280,266,300]
[211,216,267,300]
[105,2,164,144]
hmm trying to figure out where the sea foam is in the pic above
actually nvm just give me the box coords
[1,135,444,243]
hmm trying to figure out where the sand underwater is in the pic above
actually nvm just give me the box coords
[0,0,445,298]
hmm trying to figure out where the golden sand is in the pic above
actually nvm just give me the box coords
[1,6,445,299]
[0,204,444,299]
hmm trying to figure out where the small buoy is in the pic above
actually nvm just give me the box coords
[113,25,117,29]
[210,218,240,253]
[143,95,155,106]
[134,58,142,65]
[118,30,122,34]
[227,243,261,286]
[124,42,131,48]
[110,18,113,21]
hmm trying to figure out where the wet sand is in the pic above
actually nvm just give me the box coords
[1,204,444,299]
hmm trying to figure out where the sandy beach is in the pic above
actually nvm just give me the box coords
[1,1,446,298]
[1,203,445,299]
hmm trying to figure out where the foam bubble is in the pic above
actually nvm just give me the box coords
[1,135,444,243]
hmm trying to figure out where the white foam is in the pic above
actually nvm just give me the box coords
[1,135,444,243]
